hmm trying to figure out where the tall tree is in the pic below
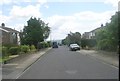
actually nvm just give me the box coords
[62,32,81,46]
[42,23,50,40]
[96,12,119,51]
[21,17,50,47]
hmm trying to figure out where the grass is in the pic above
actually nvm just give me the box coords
[0,55,19,63]
[0,56,10,63]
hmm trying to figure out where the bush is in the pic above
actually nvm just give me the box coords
[2,46,8,57]
[44,42,49,48]
[37,42,49,50]
[81,39,97,49]
[97,39,115,51]
[9,47,20,55]
[30,45,36,51]
[21,45,30,53]
[0,46,2,54]
[47,41,51,47]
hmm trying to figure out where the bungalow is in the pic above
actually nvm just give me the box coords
[0,23,20,45]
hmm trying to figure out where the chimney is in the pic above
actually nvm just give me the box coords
[1,23,5,27]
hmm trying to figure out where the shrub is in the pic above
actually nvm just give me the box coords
[0,46,2,54]
[2,46,8,57]
[37,42,49,49]
[40,42,44,48]
[44,42,49,48]
[42,42,50,48]
[21,45,30,53]
[9,47,20,55]
[47,41,51,47]
[81,39,97,49]
[30,45,36,51]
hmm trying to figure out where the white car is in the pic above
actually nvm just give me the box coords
[69,44,80,51]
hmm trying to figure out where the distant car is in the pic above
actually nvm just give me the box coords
[52,42,58,48]
[69,44,80,51]
[59,44,62,46]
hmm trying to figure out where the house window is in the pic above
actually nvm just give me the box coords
[12,33,16,38]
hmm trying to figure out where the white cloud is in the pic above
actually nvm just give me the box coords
[0,3,43,31]
[13,23,25,31]
[37,0,47,4]
[0,15,11,25]
[0,0,31,5]
[104,0,119,8]
[46,11,115,40]
[0,0,47,5]
[10,5,42,18]
[4,4,42,30]
[44,5,49,8]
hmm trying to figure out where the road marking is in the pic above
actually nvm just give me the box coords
[65,70,77,75]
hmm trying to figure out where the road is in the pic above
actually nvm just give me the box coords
[18,46,118,79]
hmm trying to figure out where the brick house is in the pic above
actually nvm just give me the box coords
[0,23,20,45]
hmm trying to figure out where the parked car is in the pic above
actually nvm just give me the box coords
[69,44,80,51]
[52,42,58,48]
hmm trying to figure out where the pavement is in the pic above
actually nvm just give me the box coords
[77,49,119,68]
[2,47,52,79]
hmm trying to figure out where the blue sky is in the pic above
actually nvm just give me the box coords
[41,2,114,16]
[2,2,115,17]
[0,0,119,40]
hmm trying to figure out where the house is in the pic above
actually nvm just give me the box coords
[0,23,20,45]
[82,32,90,39]
[82,24,105,39]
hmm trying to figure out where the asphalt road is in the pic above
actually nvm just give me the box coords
[18,46,118,79]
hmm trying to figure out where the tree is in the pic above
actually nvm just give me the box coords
[21,17,50,47]
[42,23,50,40]
[62,32,81,46]
[96,12,119,51]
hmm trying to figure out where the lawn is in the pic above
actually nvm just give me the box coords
[0,55,19,63]
[0,56,10,63]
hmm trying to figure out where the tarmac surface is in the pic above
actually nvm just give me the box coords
[18,46,118,79]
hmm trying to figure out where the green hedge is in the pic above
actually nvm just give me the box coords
[9,47,20,55]
[2,42,49,57]
[47,41,52,47]
[30,45,36,52]
[37,42,50,49]
[21,45,30,53]
[2,46,8,57]
[81,39,97,48]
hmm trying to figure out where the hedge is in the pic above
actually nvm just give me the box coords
[2,46,8,57]
[37,42,50,50]
[30,45,36,52]
[20,45,30,53]
[9,47,20,55]
[81,39,97,48]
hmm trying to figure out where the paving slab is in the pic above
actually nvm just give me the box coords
[77,50,119,68]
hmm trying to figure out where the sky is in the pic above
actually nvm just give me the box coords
[0,0,119,40]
